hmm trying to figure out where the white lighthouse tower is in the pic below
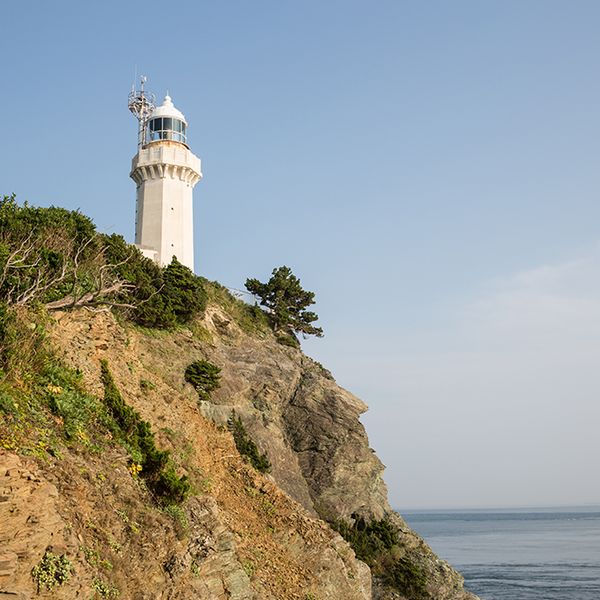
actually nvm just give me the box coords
[128,79,202,271]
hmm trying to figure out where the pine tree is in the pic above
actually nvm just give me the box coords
[245,266,323,338]
[162,257,206,324]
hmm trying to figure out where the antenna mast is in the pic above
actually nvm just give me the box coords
[128,75,156,148]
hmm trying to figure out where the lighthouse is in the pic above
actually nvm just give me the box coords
[128,79,202,271]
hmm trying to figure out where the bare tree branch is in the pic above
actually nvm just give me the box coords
[45,280,135,310]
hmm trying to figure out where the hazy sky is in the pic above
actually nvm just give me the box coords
[2,1,600,509]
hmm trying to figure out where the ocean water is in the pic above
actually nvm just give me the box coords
[402,507,600,600]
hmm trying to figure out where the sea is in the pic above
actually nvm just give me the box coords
[402,506,600,600]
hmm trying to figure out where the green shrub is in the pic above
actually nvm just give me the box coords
[154,466,190,505]
[103,241,208,329]
[130,419,167,477]
[99,360,189,504]
[331,514,428,598]
[227,411,271,473]
[100,360,138,435]
[101,244,206,329]
[0,197,207,330]
[184,360,221,401]
[0,302,48,379]
[0,301,15,364]
[101,233,173,328]
[331,514,398,565]
[43,362,99,441]
[40,361,110,450]
[386,556,428,598]
[47,388,95,440]
[31,551,72,592]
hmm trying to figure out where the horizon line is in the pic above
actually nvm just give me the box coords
[398,502,600,512]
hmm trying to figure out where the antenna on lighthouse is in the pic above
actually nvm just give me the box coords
[128,75,156,148]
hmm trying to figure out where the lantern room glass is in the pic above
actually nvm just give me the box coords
[147,117,187,144]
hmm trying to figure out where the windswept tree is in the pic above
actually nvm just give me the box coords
[245,266,323,338]
[0,194,128,310]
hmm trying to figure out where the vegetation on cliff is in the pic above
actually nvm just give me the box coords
[246,265,323,339]
[0,313,189,508]
[0,194,206,329]
[31,550,73,593]
[100,359,190,505]
[332,515,428,598]
[228,411,272,474]
[184,359,221,402]
[0,306,108,459]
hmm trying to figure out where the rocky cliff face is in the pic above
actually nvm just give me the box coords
[196,306,390,523]
[1,292,478,599]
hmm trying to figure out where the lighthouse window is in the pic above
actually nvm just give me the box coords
[146,117,187,144]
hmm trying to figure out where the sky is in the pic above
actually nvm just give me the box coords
[2,1,600,509]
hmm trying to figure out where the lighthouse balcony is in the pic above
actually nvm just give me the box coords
[130,144,202,187]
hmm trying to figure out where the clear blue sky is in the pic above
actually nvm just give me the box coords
[3,1,600,509]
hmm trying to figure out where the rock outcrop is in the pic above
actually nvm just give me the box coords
[195,307,390,522]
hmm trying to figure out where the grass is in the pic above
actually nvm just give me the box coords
[139,378,156,391]
[44,362,109,445]
[201,279,271,337]
[188,321,214,343]
[162,504,189,539]
[0,355,108,460]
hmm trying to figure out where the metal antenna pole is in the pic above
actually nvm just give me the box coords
[128,75,156,149]
[139,76,145,147]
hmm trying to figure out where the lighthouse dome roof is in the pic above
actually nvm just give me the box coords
[150,95,187,124]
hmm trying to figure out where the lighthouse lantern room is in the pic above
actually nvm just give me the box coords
[128,77,202,271]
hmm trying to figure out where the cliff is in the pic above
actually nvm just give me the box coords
[0,285,478,599]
